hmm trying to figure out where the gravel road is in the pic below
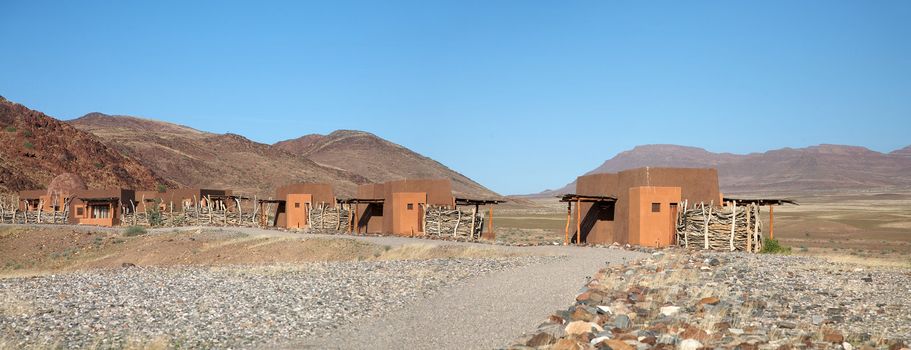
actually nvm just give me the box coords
[0,227,647,349]
[293,244,645,350]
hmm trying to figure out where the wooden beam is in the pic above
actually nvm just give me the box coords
[488,206,494,236]
[769,205,775,240]
[575,199,581,245]
[564,202,571,245]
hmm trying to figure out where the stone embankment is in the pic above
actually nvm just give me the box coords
[509,251,910,350]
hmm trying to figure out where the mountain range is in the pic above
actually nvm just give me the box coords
[1,97,497,198]
[3,96,909,199]
[539,144,911,196]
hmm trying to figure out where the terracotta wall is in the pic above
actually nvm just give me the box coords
[575,167,720,245]
[628,186,681,247]
[380,179,454,235]
[356,184,385,233]
[69,189,135,226]
[274,183,335,228]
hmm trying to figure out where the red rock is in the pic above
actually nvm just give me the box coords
[617,333,638,341]
[698,297,720,305]
[681,325,709,342]
[549,315,565,324]
[641,335,657,345]
[526,332,557,347]
[605,339,635,350]
[823,330,844,344]
[552,339,586,350]
[576,291,592,302]
[571,307,594,322]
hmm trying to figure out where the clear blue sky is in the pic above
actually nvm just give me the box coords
[2,1,909,195]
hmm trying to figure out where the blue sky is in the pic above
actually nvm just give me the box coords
[1,1,909,195]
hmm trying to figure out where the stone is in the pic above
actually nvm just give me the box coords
[705,258,720,266]
[843,342,854,350]
[121,262,136,268]
[566,320,603,336]
[823,330,844,343]
[679,339,703,350]
[659,306,681,317]
[729,328,744,335]
[539,323,566,338]
[776,321,797,329]
[526,332,557,347]
[658,334,679,345]
[614,314,631,329]
[605,339,635,350]
[597,305,613,315]
[590,336,611,346]
[572,307,595,321]
[698,297,720,305]
[552,339,586,350]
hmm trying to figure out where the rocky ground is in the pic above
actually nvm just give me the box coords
[508,251,911,350]
[0,256,556,349]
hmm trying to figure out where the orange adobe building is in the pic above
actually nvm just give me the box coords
[563,167,722,247]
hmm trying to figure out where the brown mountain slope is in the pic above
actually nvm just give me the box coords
[69,114,368,197]
[0,97,169,193]
[275,130,500,198]
[891,145,911,157]
[541,144,911,196]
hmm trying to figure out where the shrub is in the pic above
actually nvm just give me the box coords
[94,162,104,169]
[156,184,167,193]
[23,141,34,149]
[4,126,15,132]
[123,226,148,236]
[22,129,33,137]
[760,238,791,254]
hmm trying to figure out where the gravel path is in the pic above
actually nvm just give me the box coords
[0,226,648,349]
[294,245,645,350]
[0,257,557,349]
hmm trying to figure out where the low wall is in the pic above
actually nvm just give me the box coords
[423,205,485,240]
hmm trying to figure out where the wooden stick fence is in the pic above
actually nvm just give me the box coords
[306,203,351,233]
[676,201,763,252]
[423,205,485,240]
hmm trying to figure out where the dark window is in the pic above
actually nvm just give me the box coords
[294,202,300,208]
[407,203,414,210]
[76,207,84,216]
[651,203,661,212]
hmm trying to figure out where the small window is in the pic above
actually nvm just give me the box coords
[407,203,414,210]
[76,207,84,216]
[294,202,300,208]
[651,203,661,212]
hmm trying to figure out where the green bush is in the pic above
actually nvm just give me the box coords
[23,141,34,149]
[94,162,104,169]
[156,184,167,193]
[123,226,148,236]
[22,129,33,137]
[760,238,791,254]
[4,126,15,132]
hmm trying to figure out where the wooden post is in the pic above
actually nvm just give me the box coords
[470,205,478,239]
[769,205,774,240]
[729,201,736,251]
[575,199,581,245]
[746,203,753,252]
[564,202,571,245]
[488,206,494,236]
[704,201,712,250]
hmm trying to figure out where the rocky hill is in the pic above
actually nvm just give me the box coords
[274,130,500,198]
[540,144,911,195]
[0,97,169,194]
[69,113,368,197]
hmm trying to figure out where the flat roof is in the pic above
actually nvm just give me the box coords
[455,198,506,205]
[558,194,618,203]
[78,197,119,202]
[337,198,385,204]
[723,197,798,206]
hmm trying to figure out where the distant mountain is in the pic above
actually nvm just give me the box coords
[0,97,169,193]
[891,145,911,157]
[69,113,368,197]
[539,144,911,196]
[274,130,500,199]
